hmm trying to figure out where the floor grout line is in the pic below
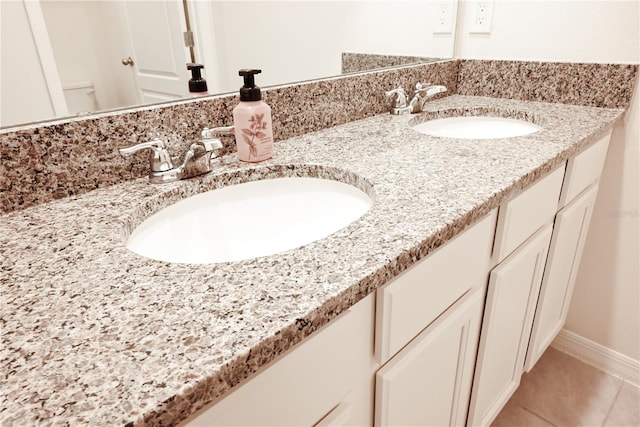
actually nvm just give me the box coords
[493,347,635,427]
[600,381,624,427]
[520,405,557,426]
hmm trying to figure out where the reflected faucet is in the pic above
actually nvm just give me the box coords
[118,126,234,184]
[385,83,447,115]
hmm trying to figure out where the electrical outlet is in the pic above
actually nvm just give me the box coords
[433,1,455,34]
[469,0,494,34]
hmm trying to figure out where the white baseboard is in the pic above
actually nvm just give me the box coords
[552,329,640,387]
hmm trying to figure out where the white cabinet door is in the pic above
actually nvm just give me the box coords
[468,224,553,427]
[375,285,485,427]
[525,184,599,371]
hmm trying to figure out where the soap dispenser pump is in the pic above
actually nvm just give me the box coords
[233,69,273,162]
[187,63,208,93]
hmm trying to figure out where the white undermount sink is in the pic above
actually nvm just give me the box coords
[412,116,542,139]
[126,177,372,264]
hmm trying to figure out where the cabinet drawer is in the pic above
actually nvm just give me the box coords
[559,132,611,208]
[375,210,497,364]
[493,166,564,262]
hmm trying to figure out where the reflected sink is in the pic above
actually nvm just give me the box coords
[412,116,541,139]
[126,177,372,264]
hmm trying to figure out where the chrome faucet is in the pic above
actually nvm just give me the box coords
[119,126,234,184]
[385,83,447,115]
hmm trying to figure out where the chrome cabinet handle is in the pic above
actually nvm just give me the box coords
[121,57,134,66]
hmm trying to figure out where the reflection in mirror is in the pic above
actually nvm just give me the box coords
[0,0,458,129]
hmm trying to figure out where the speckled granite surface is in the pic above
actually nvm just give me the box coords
[4,59,636,215]
[0,95,624,426]
[341,52,440,73]
[0,61,458,213]
[457,60,637,108]
[0,60,638,216]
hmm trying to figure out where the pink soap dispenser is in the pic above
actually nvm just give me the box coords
[233,69,274,162]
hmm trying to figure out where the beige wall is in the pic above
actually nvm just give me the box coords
[567,75,639,361]
[456,0,639,364]
[455,0,639,63]
[205,1,457,92]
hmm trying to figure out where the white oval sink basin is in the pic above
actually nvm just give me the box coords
[126,177,372,264]
[412,116,541,139]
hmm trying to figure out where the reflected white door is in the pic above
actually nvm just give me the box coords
[119,0,191,104]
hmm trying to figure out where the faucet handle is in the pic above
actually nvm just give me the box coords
[118,138,174,172]
[200,126,234,151]
[414,82,432,93]
[201,126,235,138]
[118,138,165,155]
[198,134,223,152]
[385,87,408,108]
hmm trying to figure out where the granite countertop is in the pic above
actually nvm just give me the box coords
[0,95,624,426]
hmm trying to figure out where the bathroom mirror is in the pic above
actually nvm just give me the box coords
[0,0,458,129]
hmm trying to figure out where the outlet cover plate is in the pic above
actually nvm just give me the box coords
[433,1,457,34]
[469,0,494,34]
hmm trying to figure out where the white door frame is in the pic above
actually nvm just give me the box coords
[24,0,68,117]
[188,0,222,94]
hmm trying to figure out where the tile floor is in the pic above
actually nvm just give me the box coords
[492,347,639,427]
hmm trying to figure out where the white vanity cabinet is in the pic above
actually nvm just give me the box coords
[375,211,497,365]
[468,167,564,426]
[184,210,497,427]
[524,184,599,370]
[182,132,612,427]
[525,133,611,370]
[375,285,485,427]
[468,132,611,426]
[467,224,553,426]
[374,211,497,427]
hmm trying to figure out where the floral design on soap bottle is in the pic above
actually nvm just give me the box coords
[241,113,269,159]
